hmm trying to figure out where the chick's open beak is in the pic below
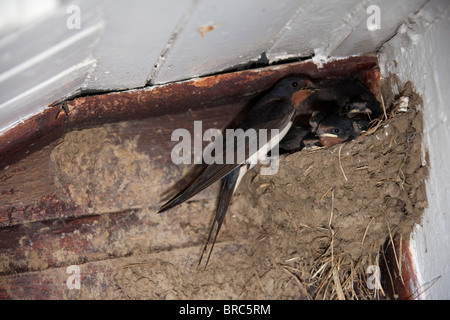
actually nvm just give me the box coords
[316,128,338,138]
[348,107,372,115]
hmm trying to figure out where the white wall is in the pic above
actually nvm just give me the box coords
[378,0,450,299]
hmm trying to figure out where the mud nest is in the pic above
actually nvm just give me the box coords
[116,79,428,300]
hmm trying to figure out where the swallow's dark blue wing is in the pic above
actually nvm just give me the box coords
[158,100,294,213]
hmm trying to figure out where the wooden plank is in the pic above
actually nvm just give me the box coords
[0,203,216,276]
[0,242,253,300]
[0,104,248,275]
[150,0,303,84]
[0,103,244,228]
[86,0,192,90]
[0,1,104,134]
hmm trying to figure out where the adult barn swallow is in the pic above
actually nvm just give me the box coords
[159,76,319,213]
[159,76,320,264]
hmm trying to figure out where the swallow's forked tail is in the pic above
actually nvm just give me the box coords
[198,166,241,269]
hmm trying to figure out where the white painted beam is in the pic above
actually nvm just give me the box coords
[83,0,192,90]
[331,0,427,57]
[150,0,304,84]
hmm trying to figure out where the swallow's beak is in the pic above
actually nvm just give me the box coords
[302,79,316,90]
[316,128,338,138]
[348,107,372,115]
[319,133,339,138]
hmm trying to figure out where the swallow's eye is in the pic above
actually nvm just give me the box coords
[331,128,340,134]
[291,82,298,88]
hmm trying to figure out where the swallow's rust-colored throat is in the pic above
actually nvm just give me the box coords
[291,89,314,109]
